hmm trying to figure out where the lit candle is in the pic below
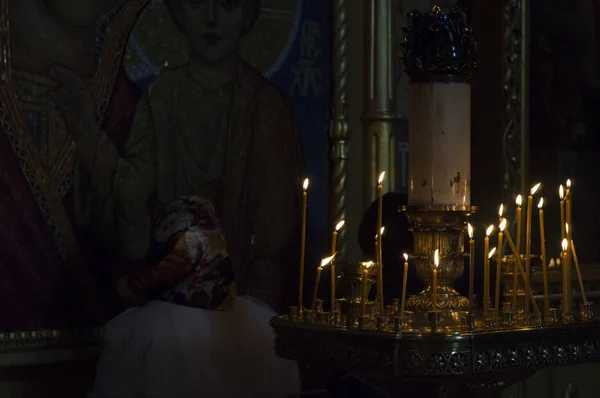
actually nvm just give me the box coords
[360,261,374,317]
[483,225,494,316]
[298,178,309,308]
[499,219,540,317]
[516,194,523,255]
[561,238,572,316]
[432,249,439,310]
[331,220,345,255]
[376,172,385,315]
[401,254,409,318]
[565,180,572,236]
[498,203,504,224]
[559,185,565,241]
[495,213,504,318]
[376,226,385,315]
[311,254,336,310]
[570,239,587,304]
[467,223,475,309]
[513,195,522,313]
[330,220,345,312]
[524,182,541,315]
[538,198,549,314]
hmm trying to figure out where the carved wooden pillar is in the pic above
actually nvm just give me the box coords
[329,0,349,259]
[362,0,400,209]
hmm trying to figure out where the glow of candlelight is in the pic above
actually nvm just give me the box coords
[530,182,541,195]
[335,220,345,231]
[486,225,494,237]
[499,218,507,232]
[559,185,564,200]
[516,194,523,255]
[562,238,568,252]
[434,249,439,268]
[432,249,439,310]
[303,178,309,191]
[516,194,522,207]
[378,171,386,185]
[538,197,544,208]
[321,254,336,267]
[566,179,571,188]
[498,204,504,219]
[488,247,497,258]
[403,253,408,261]
[468,223,474,239]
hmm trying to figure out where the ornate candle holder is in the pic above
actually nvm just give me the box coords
[335,262,378,327]
[402,206,476,329]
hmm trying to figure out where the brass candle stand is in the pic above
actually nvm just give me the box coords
[402,206,475,330]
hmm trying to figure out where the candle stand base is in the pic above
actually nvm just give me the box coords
[272,316,600,398]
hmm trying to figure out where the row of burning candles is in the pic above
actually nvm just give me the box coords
[297,173,587,322]
[297,173,389,317]
[473,179,587,320]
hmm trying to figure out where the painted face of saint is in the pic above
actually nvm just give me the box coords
[180,0,245,63]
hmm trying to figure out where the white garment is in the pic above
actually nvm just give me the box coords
[89,297,300,398]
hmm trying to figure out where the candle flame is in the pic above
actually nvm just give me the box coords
[380,226,385,235]
[565,223,569,235]
[321,254,336,267]
[488,247,497,259]
[498,204,504,218]
[531,182,541,195]
[562,238,568,252]
[302,178,309,191]
[499,218,507,232]
[467,223,474,239]
[566,179,571,188]
[559,185,564,200]
[403,253,409,261]
[516,194,522,206]
[335,220,345,231]
[362,261,373,269]
[538,197,544,209]
[378,171,386,185]
[434,249,439,269]
[486,225,494,237]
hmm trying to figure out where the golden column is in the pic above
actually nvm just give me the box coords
[329,0,349,258]
[361,0,400,208]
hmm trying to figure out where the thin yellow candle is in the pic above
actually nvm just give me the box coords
[570,239,587,304]
[538,198,549,314]
[559,185,565,241]
[311,254,335,310]
[376,172,385,315]
[468,223,475,309]
[499,220,540,317]
[565,180,573,281]
[432,249,439,310]
[524,182,541,315]
[298,178,309,308]
[561,238,572,316]
[400,254,409,318]
[515,194,523,255]
[487,247,497,318]
[495,218,504,318]
[360,261,374,317]
[330,220,345,312]
[483,225,494,316]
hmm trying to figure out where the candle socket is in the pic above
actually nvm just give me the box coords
[394,316,404,332]
[316,311,329,324]
[314,299,324,313]
[562,312,574,324]
[503,310,514,326]
[428,310,441,332]
[358,315,370,330]
[581,302,594,322]
[545,308,560,324]
[466,312,476,330]
[303,310,316,323]
[377,316,389,331]
[289,306,300,321]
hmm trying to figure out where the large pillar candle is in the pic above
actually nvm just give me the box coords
[408,79,471,206]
